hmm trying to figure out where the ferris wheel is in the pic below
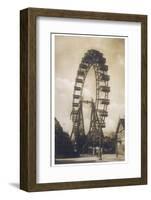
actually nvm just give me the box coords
[70,49,110,154]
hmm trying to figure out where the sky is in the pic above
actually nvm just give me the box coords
[54,34,125,136]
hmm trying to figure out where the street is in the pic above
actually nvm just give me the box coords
[55,154,124,164]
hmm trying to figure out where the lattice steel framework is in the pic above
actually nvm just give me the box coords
[70,49,110,155]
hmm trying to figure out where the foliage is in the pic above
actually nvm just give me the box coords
[55,118,78,158]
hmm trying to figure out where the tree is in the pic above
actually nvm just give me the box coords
[55,118,77,158]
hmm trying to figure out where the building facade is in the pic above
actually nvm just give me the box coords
[116,118,125,157]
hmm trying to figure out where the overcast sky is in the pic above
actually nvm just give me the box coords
[54,34,125,136]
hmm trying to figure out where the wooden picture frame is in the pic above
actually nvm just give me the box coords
[20,7,147,192]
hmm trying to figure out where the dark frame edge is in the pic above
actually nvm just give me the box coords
[29,177,145,192]
[20,8,36,192]
[141,15,148,185]
[20,8,29,191]
[24,7,147,22]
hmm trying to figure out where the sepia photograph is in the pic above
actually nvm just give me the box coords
[53,33,125,165]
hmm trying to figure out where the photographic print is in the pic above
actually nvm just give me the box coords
[54,34,125,165]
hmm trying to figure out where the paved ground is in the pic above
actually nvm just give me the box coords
[55,154,124,164]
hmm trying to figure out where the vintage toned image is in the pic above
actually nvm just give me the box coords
[54,34,125,165]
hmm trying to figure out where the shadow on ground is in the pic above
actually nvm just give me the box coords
[9,183,19,189]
